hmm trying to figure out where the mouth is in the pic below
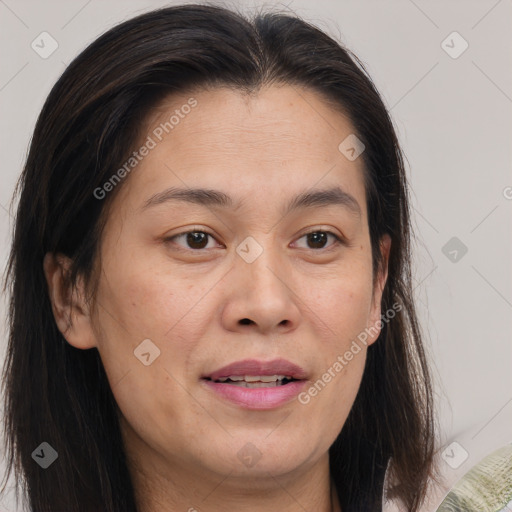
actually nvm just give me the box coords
[204,374,298,388]
[201,358,308,410]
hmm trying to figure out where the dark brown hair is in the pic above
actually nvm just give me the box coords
[1,4,438,511]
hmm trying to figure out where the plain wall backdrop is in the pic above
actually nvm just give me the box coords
[1,1,511,510]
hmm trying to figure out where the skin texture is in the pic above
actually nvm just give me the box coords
[44,85,391,512]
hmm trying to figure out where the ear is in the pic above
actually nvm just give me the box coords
[366,234,392,346]
[43,252,97,349]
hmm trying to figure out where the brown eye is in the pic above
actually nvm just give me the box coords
[295,230,343,251]
[306,231,328,249]
[167,230,218,251]
[186,232,209,249]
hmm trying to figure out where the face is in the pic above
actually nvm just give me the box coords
[48,85,390,488]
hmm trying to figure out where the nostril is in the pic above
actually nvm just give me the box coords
[240,318,252,325]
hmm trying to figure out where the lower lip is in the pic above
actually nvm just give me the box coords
[201,379,307,410]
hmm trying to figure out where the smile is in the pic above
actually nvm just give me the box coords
[201,359,308,410]
[213,375,295,387]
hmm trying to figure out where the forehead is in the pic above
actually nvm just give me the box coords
[112,84,368,220]
[144,84,355,155]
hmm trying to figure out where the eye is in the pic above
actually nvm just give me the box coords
[164,228,345,252]
[166,230,221,251]
[293,229,345,251]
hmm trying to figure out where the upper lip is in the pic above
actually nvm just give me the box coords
[203,358,308,381]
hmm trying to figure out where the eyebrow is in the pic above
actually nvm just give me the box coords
[141,185,362,218]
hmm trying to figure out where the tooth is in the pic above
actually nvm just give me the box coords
[244,375,277,382]
[258,375,278,383]
[225,381,282,388]
[216,374,295,384]
[228,381,248,387]
[243,375,264,382]
[246,381,277,388]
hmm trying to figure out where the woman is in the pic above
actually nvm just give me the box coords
[1,4,438,511]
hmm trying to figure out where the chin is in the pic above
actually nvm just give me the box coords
[202,431,318,478]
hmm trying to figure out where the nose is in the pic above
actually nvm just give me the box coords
[221,243,301,335]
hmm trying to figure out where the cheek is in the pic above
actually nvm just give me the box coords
[296,260,373,415]
[97,250,200,344]
[90,257,196,399]
[304,268,374,343]
[294,326,368,461]
[93,271,209,452]
[113,369,213,466]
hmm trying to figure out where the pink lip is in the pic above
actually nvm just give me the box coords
[201,358,308,410]
[202,379,307,410]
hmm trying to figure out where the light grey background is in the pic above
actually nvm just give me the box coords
[1,1,511,510]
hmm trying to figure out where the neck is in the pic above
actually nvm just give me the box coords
[121,420,341,512]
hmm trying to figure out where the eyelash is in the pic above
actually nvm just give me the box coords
[165,228,345,253]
